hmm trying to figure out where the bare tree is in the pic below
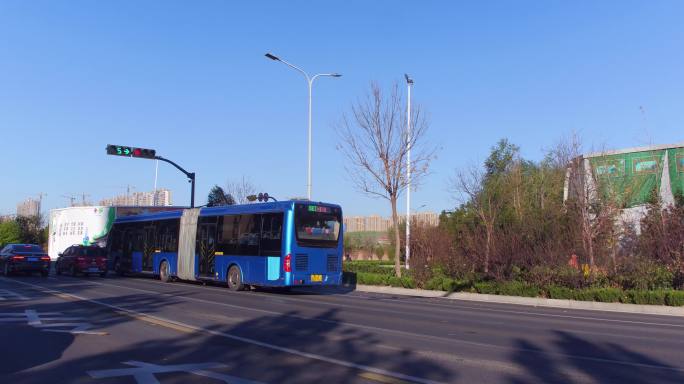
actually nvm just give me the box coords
[225,176,258,205]
[337,82,434,277]
[564,136,628,271]
[451,165,502,274]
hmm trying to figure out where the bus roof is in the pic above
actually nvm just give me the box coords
[113,201,342,224]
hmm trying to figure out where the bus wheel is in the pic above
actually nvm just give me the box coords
[159,260,171,283]
[227,266,244,291]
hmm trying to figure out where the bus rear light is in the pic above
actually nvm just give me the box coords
[11,256,25,261]
[40,256,50,261]
[284,254,292,273]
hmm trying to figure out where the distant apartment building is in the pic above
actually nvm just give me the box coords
[407,211,440,227]
[17,198,40,217]
[99,189,173,207]
[344,211,439,232]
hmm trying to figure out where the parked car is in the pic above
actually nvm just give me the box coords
[56,245,108,277]
[0,244,51,277]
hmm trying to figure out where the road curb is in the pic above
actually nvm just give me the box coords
[354,284,684,317]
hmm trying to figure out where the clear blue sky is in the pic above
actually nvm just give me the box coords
[1,1,683,217]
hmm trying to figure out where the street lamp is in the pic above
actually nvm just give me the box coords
[265,52,341,200]
[405,74,414,270]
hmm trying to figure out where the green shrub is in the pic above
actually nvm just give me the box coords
[446,279,472,292]
[624,290,666,305]
[401,276,416,289]
[665,291,684,306]
[547,286,574,300]
[356,272,389,286]
[614,262,674,291]
[343,261,397,275]
[573,289,596,302]
[473,281,498,294]
[425,276,445,291]
[554,266,583,289]
[386,276,416,288]
[588,271,611,289]
[593,288,623,303]
[570,288,622,302]
[497,281,540,297]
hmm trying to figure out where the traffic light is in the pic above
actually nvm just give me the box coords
[106,144,156,159]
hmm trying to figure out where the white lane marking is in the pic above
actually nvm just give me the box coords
[88,361,263,384]
[96,275,684,328]
[25,309,42,325]
[11,278,445,384]
[0,308,105,335]
[0,288,30,300]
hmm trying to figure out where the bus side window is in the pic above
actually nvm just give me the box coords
[260,213,283,256]
[217,215,239,255]
[238,214,260,256]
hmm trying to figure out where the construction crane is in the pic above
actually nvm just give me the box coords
[61,195,77,207]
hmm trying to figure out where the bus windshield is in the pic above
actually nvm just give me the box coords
[294,204,341,247]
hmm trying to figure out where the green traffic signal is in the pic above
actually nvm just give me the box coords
[106,144,156,159]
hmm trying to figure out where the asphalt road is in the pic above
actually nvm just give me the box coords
[1,274,683,384]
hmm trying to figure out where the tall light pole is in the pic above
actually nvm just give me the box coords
[404,74,413,270]
[265,53,341,200]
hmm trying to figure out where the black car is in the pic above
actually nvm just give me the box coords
[0,244,51,277]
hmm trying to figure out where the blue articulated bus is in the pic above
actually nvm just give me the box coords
[107,201,343,290]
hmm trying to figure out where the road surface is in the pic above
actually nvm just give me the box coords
[0,274,683,383]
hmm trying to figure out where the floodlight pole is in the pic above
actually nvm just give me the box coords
[154,156,196,208]
[405,74,414,270]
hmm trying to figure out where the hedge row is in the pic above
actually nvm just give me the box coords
[343,261,398,275]
[342,271,415,288]
[345,272,684,306]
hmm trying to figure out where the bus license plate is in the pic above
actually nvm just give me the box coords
[311,274,323,282]
[88,267,99,272]
[28,257,38,262]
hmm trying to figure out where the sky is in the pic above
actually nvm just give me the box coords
[1,1,683,217]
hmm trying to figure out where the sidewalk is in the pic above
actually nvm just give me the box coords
[354,284,684,317]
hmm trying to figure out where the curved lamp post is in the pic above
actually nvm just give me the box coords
[265,53,341,200]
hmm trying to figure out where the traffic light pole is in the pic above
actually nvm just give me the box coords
[154,156,196,208]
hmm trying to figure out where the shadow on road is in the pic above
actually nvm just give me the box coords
[508,330,684,384]
[7,302,454,383]
[0,276,183,379]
